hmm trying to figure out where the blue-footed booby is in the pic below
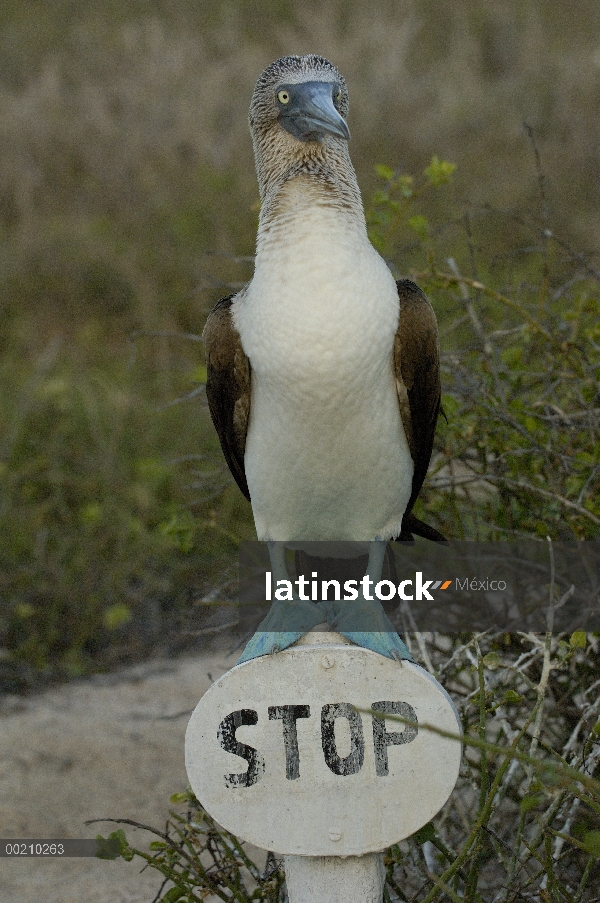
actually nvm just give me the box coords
[203,55,444,663]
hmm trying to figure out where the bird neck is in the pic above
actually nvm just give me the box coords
[256,153,367,256]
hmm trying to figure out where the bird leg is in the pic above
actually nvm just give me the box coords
[236,541,329,664]
[237,540,412,665]
[329,539,413,663]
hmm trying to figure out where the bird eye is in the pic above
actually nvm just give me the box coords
[277,90,290,104]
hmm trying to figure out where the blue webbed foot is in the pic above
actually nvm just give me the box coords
[329,596,413,662]
[237,597,328,664]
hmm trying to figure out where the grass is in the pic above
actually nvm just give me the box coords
[0,331,254,688]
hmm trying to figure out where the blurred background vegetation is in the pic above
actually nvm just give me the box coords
[1,0,599,689]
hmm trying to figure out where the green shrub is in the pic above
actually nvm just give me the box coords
[366,156,600,542]
[0,337,253,689]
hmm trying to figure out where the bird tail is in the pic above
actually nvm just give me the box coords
[397,511,447,543]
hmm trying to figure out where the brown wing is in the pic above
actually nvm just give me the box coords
[203,294,251,501]
[394,279,446,541]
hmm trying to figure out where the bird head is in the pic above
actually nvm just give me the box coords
[250,55,349,144]
[249,55,353,203]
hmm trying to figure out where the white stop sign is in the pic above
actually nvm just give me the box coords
[185,631,461,857]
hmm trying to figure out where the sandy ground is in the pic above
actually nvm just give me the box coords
[0,646,239,903]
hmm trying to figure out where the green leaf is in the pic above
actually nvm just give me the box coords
[95,830,130,860]
[95,834,121,860]
[370,189,389,204]
[520,792,543,813]
[583,830,600,858]
[483,652,500,670]
[413,821,436,844]
[569,630,587,648]
[407,215,429,240]
[159,510,197,553]
[500,346,523,367]
[160,888,186,903]
[102,604,132,631]
[375,164,395,180]
[503,690,522,704]
[423,155,456,186]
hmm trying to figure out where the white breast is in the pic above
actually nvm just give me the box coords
[233,191,413,542]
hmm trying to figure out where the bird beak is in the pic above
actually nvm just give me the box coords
[278,81,350,143]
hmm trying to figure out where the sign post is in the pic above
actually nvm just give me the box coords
[186,629,461,902]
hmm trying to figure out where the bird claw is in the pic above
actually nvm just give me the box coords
[236,594,413,665]
[338,630,413,662]
[236,597,327,664]
[330,595,413,663]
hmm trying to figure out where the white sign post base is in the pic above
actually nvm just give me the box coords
[284,852,384,903]
[185,629,461,902]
